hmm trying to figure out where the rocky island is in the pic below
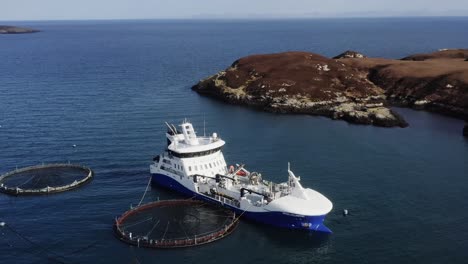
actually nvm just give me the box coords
[192,49,468,128]
[0,25,39,34]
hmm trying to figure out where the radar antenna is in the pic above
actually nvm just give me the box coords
[165,122,177,135]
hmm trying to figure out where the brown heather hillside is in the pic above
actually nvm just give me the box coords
[193,49,468,129]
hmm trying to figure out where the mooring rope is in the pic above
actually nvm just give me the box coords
[15,174,37,188]
[4,223,75,264]
[65,241,99,256]
[196,211,235,218]
[186,195,197,200]
[121,216,154,230]
[232,207,248,225]
[145,220,160,238]
[161,221,170,240]
[137,177,152,207]
[129,246,142,264]
[176,219,191,239]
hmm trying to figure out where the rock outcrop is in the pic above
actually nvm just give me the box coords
[193,49,468,127]
[333,50,367,59]
[193,52,407,127]
[0,25,39,34]
[344,50,468,119]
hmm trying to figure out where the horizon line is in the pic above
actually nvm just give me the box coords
[2,15,468,23]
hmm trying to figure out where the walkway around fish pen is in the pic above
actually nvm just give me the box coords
[0,163,93,196]
[114,199,240,248]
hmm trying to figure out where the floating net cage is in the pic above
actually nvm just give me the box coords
[0,163,93,196]
[114,199,239,248]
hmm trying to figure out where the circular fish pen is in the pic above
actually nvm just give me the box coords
[114,199,239,248]
[0,163,93,196]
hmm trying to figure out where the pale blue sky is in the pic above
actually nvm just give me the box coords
[2,0,468,21]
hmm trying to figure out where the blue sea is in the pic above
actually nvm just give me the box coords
[1,18,468,264]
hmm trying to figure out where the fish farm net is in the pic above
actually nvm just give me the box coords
[114,199,239,248]
[0,164,93,195]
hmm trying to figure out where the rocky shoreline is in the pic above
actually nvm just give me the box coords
[0,25,39,34]
[192,49,467,129]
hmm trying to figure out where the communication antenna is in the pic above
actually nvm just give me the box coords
[203,114,206,137]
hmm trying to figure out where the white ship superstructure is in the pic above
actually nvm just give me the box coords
[150,120,333,232]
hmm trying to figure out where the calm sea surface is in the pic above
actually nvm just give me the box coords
[1,18,468,264]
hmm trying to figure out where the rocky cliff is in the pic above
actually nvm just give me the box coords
[0,25,39,34]
[333,50,367,59]
[193,49,468,128]
[345,50,468,119]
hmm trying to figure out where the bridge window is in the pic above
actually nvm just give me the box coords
[167,147,222,158]
[188,166,192,172]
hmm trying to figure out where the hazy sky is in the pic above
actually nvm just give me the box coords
[2,0,468,21]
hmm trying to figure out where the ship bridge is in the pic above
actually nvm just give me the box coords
[166,121,225,158]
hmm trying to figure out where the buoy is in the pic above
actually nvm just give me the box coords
[343,209,349,216]
[0,222,5,227]
[72,144,77,148]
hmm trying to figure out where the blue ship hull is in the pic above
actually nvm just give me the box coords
[151,173,332,233]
